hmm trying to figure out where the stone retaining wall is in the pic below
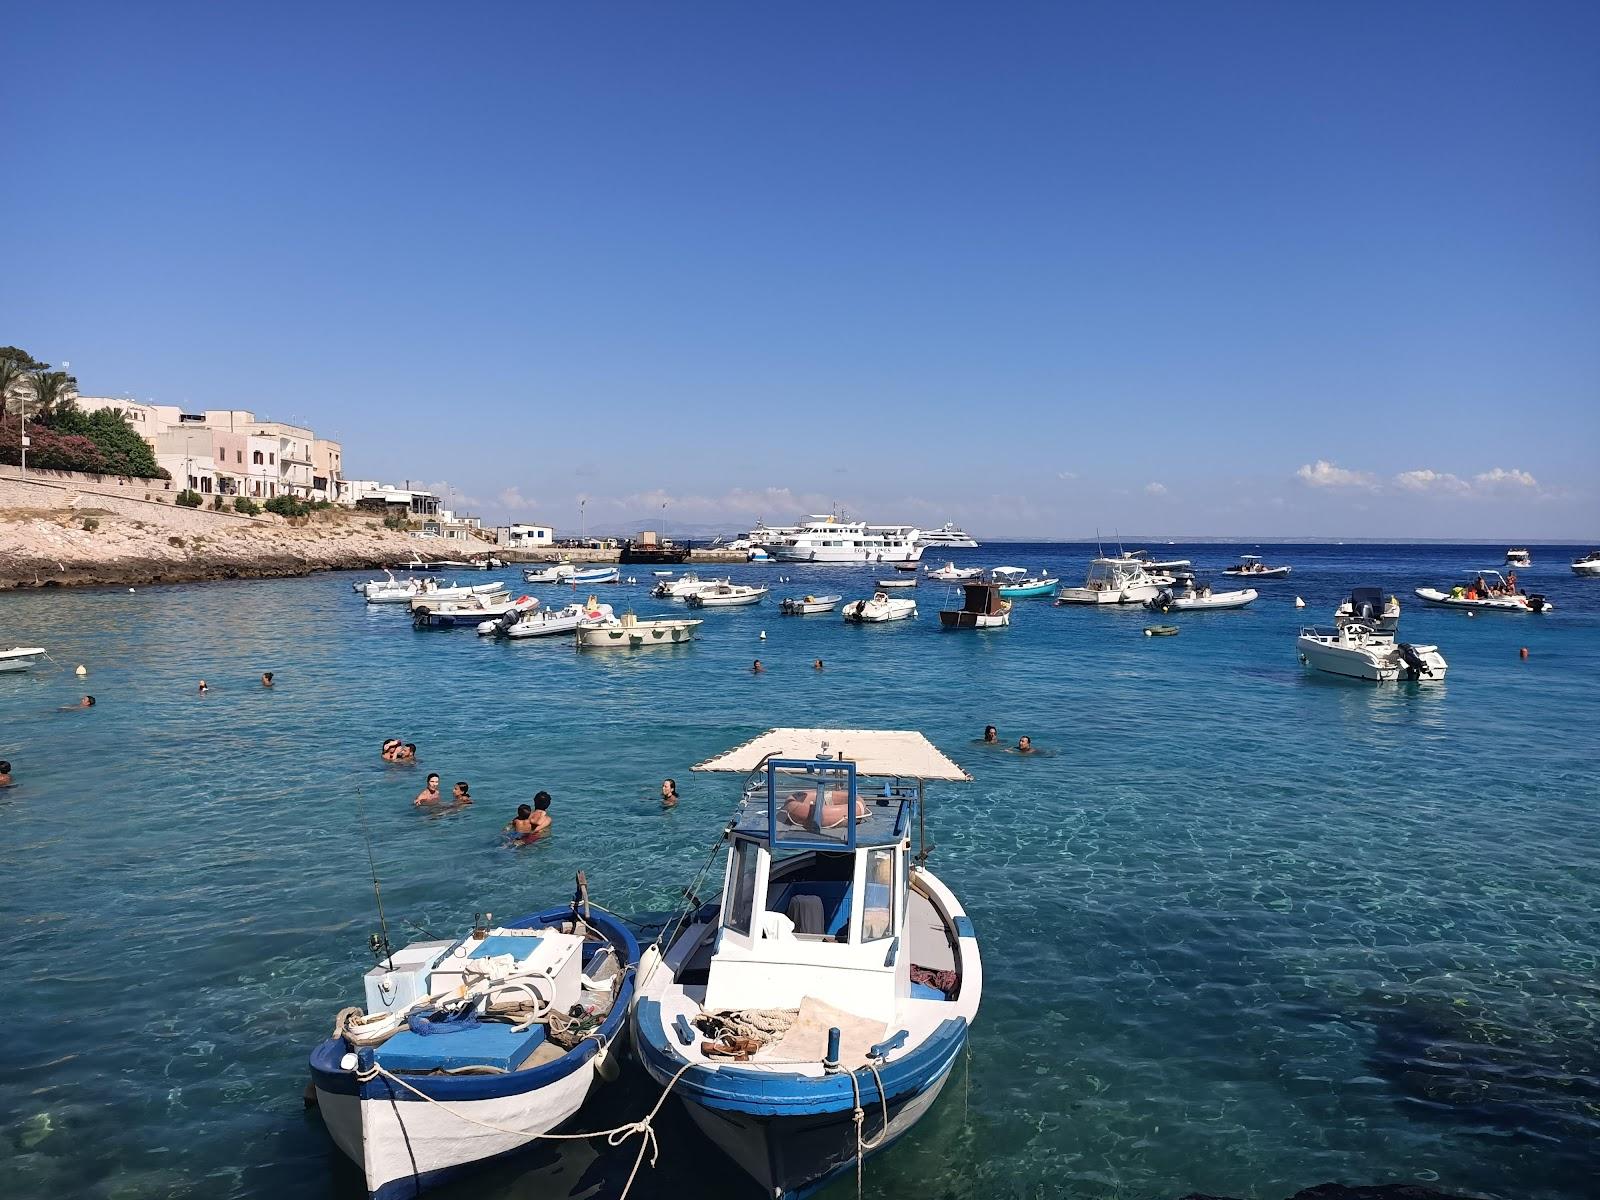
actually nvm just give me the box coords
[0,475,260,533]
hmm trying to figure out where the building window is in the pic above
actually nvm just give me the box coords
[236,450,242,464]
[268,453,275,465]
[252,451,264,465]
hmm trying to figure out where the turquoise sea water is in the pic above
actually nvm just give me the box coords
[2,543,1596,1200]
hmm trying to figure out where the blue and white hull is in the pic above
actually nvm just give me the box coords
[308,907,638,1200]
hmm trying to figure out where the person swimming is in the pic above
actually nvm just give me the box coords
[0,760,12,787]
[983,725,998,744]
[261,671,274,687]
[198,680,208,694]
[60,695,95,711]
[414,773,443,805]
[660,778,679,809]
[752,659,764,674]
[813,659,824,670]
[506,803,537,838]
[452,781,472,805]
[381,739,401,761]
[1016,735,1035,754]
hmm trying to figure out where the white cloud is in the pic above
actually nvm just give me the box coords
[1057,470,1078,481]
[496,486,533,513]
[1394,469,1469,494]
[1473,467,1538,490]
[1144,481,1167,495]
[1296,460,1378,489]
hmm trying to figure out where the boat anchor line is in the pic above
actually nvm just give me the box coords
[351,1056,697,1200]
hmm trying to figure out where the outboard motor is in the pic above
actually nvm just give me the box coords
[1396,642,1431,679]
[1153,588,1173,612]
[1528,593,1549,612]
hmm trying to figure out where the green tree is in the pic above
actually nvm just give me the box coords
[28,369,77,424]
[0,346,46,421]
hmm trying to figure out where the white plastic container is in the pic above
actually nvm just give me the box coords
[363,940,454,1015]
[429,929,584,1012]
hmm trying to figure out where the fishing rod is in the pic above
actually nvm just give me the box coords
[356,787,395,971]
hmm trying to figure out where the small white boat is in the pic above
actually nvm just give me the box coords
[779,594,841,615]
[1297,623,1448,682]
[413,593,536,629]
[1572,551,1600,577]
[495,600,616,639]
[925,562,982,582]
[576,610,702,649]
[401,556,503,571]
[1506,547,1532,568]
[634,729,981,1200]
[874,577,917,589]
[569,566,620,586]
[1223,554,1291,579]
[1333,586,1400,633]
[368,579,508,605]
[686,584,769,608]
[309,898,639,1200]
[651,573,732,601]
[842,592,917,623]
[939,582,1010,629]
[1415,570,1552,613]
[1054,557,1163,605]
[747,548,773,563]
[522,562,575,584]
[1143,577,1257,612]
[0,646,48,674]
[652,569,674,577]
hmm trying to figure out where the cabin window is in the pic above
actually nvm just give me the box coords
[726,840,760,937]
[862,847,895,941]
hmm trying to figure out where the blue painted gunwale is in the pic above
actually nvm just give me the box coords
[308,906,638,1104]
[633,996,968,1117]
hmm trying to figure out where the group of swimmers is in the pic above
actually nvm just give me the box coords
[414,773,472,807]
[982,725,1035,753]
[196,673,274,695]
[380,739,418,763]
[751,659,826,674]
[381,738,554,841]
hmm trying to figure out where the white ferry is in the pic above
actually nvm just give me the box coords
[773,515,925,564]
[917,522,979,549]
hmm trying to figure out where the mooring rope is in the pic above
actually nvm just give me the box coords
[846,1061,891,1199]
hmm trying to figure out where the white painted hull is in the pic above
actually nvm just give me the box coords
[576,620,700,648]
[776,546,925,563]
[0,648,46,674]
[842,598,916,622]
[1297,635,1448,682]
[779,596,840,614]
[1148,588,1257,611]
[1056,581,1162,605]
[1224,566,1291,579]
[315,1062,595,1200]
[1570,559,1600,576]
[686,587,768,608]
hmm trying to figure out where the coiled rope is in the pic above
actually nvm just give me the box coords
[353,1056,696,1200]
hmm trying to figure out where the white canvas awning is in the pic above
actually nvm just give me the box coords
[693,728,971,781]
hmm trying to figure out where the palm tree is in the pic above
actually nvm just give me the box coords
[0,354,27,422]
[27,369,77,424]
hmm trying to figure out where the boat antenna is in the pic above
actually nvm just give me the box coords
[356,787,395,970]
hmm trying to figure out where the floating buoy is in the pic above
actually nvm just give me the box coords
[1520,647,1529,659]
[128,587,136,593]
[758,630,767,640]
[75,665,88,676]
[1294,596,1305,608]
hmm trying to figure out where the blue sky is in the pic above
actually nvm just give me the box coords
[5,1,1596,538]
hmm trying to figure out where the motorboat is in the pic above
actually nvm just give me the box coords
[686,584,769,609]
[1297,623,1448,682]
[493,600,616,639]
[779,594,842,615]
[917,522,979,549]
[773,515,925,564]
[1333,586,1400,633]
[308,888,639,1200]
[368,578,508,605]
[891,561,920,573]
[651,573,732,601]
[939,582,1011,629]
[925,562,982,583]
[1223,554,1291,579]
[1143,625,1179,637]
[1506,547,1532,568]
[874,577,917,589]
[0,646,48,674]
[399,556,503,571]
[569,566,620,586]
[1572,551,1600,577]
[575,610,702,649]
[987,566,1059,599]
[1053,558,1162,605]
[842,592,917,623]
[1415,570,1552,613]
[522,562,575,584]
[1126,549,1191,572]
[413,593,537,629]
[748,548,773,564]
[1143,576,1257,612]
[619,535,691,565]
[633,729,981,1200]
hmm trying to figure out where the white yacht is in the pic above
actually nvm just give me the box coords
[1572,551,1600,577]
[1297,623,1447,682]
[1054,557,1168,605]
[917,522,979,549]
[774,516,925,564]
[1505,547,1532,568]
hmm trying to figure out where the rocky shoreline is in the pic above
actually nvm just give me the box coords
[0,507,430,590]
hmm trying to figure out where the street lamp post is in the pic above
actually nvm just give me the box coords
[18,387,27,479]
[579,498,587,546]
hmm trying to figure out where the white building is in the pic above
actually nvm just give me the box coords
[499,523,555,548]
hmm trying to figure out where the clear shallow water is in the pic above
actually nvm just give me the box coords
[1,543,1596,1200]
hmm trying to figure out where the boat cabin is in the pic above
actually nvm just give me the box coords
[689,732,969,1025]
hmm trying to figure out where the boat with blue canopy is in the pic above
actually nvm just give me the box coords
[307,881,639,1200]
[632,728,982,1200]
